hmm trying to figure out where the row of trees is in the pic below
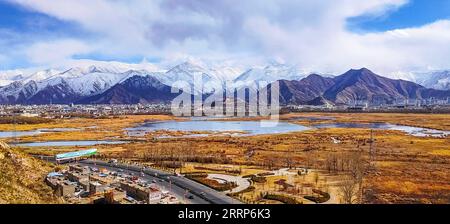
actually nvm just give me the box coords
[336,151,366,204]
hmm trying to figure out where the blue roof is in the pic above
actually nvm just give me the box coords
[55,148,97,159]
[47,172,63,177]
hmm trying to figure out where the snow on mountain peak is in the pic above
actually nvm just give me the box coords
[415,70,450,90]
[234,63,307,87]
[2,59,450,104]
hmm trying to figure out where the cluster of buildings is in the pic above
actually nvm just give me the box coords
[45,164,180,204]
[0,104,171,118]
[287,97,450,112]
[1,97,449,118]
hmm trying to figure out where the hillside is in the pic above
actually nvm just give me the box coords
[77,75,179,104]
[323,68,450,104]
[2,63,450,105]
[270,68,449,105]
[276,74,335,104]
[0,141,61,204]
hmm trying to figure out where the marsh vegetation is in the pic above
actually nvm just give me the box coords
[4,113,450,204]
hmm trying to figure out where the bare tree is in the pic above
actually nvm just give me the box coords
[326,153,338,172]
[338,177,358,204]
[266,157,276,170]
[349,151,365,203]
[303,151,313,169]
[284,153,294,169]
[313,172,319,188]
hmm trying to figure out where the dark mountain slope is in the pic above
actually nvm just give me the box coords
[268,74,335,104]
[323,68,450,104]
[77,75,180,104]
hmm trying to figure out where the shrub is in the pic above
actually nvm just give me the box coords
[194,166,241,175]
[263,193,302,204]
[184,173,237,191]
[0,116,52,124]
[190,177,237,191]
[243,174,267,183]
[184,172,208,178]
[257,172,274,177]
[227,186,256,196]
[303,189,330,203]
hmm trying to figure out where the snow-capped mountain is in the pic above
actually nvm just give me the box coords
[0,65,150,104]
[119,70,165,84]
[161,62,226,94]
[208,65,243,81]
[388,70,450,90]
[78,75,178,104]
[233,63,308,89]
[0,70,25,84]
[415,71,450,90]
[0,69,60,87]
[0,61,377,104]
[0,80,40,104]
[54,65,152,96]
[387,71,418,82]
[1,59,449,105]
[23,69,62,83]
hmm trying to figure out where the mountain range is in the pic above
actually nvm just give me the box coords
[0,62,449,105]
[415,70,450,91]
[321,68,449,105]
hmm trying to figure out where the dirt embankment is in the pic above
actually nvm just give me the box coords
[0,141,61,204]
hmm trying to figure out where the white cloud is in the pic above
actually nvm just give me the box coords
[4,0,450,75]
[24,39,92,66]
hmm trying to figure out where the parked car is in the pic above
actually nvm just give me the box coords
[108,159,118,164]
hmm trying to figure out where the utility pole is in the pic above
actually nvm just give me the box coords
[13,109,17,145]
[12,107,21,146]
[369,129,375,168]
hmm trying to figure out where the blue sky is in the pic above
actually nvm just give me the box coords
[1,0,450,74]
[348,0,450,32]
[3,0,447,35]
[0,1,60,32]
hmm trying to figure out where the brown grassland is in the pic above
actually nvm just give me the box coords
[0,141,62,204]
[2,112,449,204]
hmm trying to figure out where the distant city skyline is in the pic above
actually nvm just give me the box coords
[1,0,450,75]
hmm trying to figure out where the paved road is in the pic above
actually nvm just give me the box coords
[79,160,241,204]
[80,161,209,204]
[36,155,240,204]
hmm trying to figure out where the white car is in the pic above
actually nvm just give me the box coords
[108,159,118,164]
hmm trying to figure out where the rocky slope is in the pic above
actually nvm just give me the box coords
[0,141,61,204]
[322,68,450,105]
[77,75,180,104]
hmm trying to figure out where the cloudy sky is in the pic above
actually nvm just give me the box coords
[0,0,449,75]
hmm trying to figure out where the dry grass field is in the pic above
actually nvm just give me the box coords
[0,141,62,204]
[3,112,450,204]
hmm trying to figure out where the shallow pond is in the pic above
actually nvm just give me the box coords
[126,120,311,137]
[313,123,450,137]
[0,130,42,138]
[127,119,449,138]
[0,128,81,138]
